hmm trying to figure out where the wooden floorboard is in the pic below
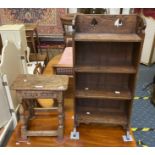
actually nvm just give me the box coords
[6,55,136,147]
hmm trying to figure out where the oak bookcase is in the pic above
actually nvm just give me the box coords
[72,14,145,139]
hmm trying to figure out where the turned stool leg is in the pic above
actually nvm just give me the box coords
[57,92,64,139]
[28,99,35,119]
[19,103,28,141]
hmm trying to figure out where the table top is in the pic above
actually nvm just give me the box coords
[61,13,82,21]
[61,14,75,20]
[58,47,73,66]
[11,74,69,91]
[25,24,37,31]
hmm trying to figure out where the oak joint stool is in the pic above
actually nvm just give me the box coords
[11,74,69,143]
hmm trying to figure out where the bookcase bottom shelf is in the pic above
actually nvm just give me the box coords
[77,112,128,126]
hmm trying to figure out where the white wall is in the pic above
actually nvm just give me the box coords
[69,8,77,13]
[0,77,11,128]
[141,16,155,65]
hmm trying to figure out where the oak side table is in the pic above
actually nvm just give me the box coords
[11,74,69,143]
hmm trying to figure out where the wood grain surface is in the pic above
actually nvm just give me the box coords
[11,74,69,91]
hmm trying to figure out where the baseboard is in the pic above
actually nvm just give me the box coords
[140,62,150,66]
[0,118,13,146]
[15,104,20,121]
[39,35,64,42]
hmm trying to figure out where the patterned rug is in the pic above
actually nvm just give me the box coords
[132,64,155,146]
[0,8,66,36]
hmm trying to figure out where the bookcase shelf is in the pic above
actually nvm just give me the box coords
[77,112,128,125]
[75,90,132,100]
[75,33,142,42]
[73,14,145,132]
[74,66,136,74]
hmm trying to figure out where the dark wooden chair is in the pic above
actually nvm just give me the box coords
[60,14,75,47]
[25,24,49,66]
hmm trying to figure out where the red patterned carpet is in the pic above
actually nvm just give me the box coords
[0,8,66,36]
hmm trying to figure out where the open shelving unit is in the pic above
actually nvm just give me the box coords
[72,14,145,140]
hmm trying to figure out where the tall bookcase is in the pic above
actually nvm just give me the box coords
[72,14,145,140]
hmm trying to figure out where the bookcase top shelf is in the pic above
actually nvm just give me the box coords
[74,66,136,74]
[74,33,142,42]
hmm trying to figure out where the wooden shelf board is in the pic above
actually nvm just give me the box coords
[75,33,142,42]
[74,66,136,74]
[77,112,127,125]
[75,90,132,100]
